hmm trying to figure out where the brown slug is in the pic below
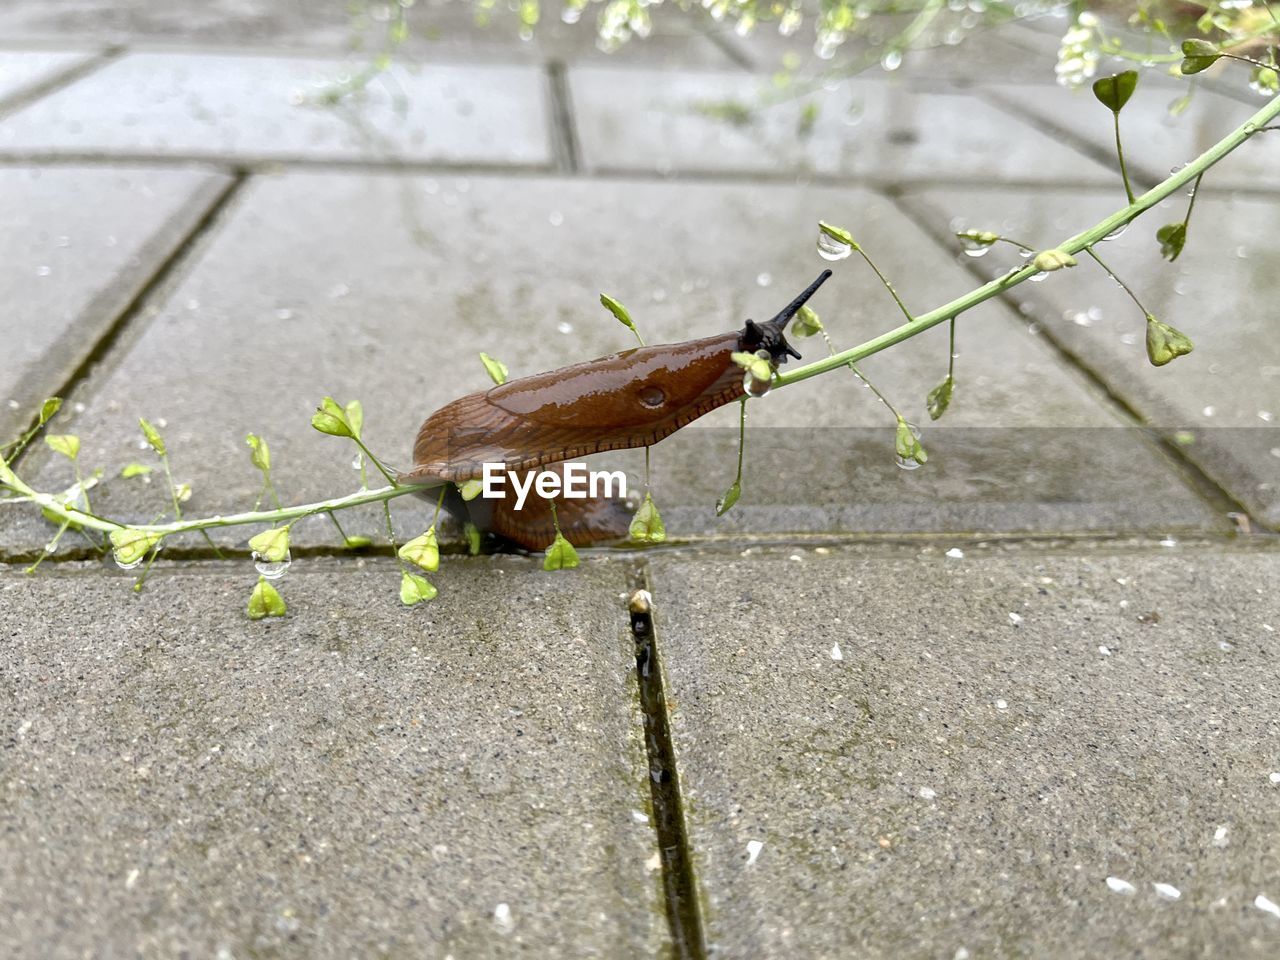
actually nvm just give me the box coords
[402,270,832,548]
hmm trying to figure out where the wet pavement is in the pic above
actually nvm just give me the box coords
[2,4,1278,957]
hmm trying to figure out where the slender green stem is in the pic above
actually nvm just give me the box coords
[26,519,71,574]
[1113,112,1136,205]
[1082,247,1150,316]
[947,317,957,384]
[352,437,398,487]
[854,246,914,323]
[819,328,902,421]
[733,398,747,489]
[1183,172,1203,231]
[777,90,1280,389]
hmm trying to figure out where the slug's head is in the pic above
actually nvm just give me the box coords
[739,269,832,365]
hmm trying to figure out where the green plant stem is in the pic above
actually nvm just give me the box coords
[776,89,1280,389]
[352,437,398,487]
[1082,247,1150,316]
[1112,111,1136,205]
[947,317,956,384]
[1182,172,1203,230]
[854,246,914,323]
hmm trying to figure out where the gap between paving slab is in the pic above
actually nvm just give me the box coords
[0,555,670,958]
[643,540,1280,959]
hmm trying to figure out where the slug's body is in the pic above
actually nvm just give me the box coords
[401,271,831,548]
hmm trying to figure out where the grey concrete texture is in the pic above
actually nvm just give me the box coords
[902,184,1280,528]
[0,174,1225,557]
[0,557,665,958]
[567,68,1117,182]
[716,13,1058,83]
[982,75,1280,191]
[649,544,1280,958]
[0,52,553,166]
[0,164,231,440]
[0,1,738,67]
[0,49,96,104]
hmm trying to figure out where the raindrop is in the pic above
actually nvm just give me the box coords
[1270,772,1280,784]
[743,369,773,398]
[958,234,992,258]
[254,550,292,580]
[557,321,573,334]
[1098,645,1112,656]
[1152,883,1181,901]
[830,642,843,661]
[881,50,903,71]
[561,6,581,24]
[918,786,937,800]
[1218,641,1234,652]
[1202,406,1215,418]
[945,547,964,559]
[1106,876,1137,895]
[36,265,51,277]
[995,698,1009,711]
[1212,825,1229,847]
[493,902,515,934]
[1101,223,1128,241]
[745,839,765,865]
[113,550,147,571]
[756,272,772,288]
[1029,272,1047,283]
[351,454,363,470]
[1254,894,1280,919]
[1008,612,1024,626]
[548,210,564,227]
[816,231,853,261]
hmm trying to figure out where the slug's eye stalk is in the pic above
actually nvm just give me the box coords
[739,269,833,365]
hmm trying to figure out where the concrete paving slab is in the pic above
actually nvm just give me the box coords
[650,545,1280,959]
[982,78,1280,190]
[0,164,231,440]
[0,49,96,104]
[0,52,553,166]
[0,173,1224,557]
[721,19,1056,83]
[903,184,1280,528]
[0,557,664,958]
[0,1,738,67]
[568,68,1117,182]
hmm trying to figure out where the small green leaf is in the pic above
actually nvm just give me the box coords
[817,220,857,249]
[120,463,153,479]
[344,400,363,440]
[38,398,62,425]
[44,434,80,461]
[248,577,287,619]
[1180,38,1222,75]
[248,526,290,562]
[1156,222,1187,262]
[629,493,667,543]
[791,305,823,338]
[1249,65,1280,95]
[797,100,820,137]
[926,376,954,421]
[600,294,638,336]
[1145,315,1194,366]
[716,481,741,516]
[464,521,482,555]
[245,433,271,472]
[400,570,439,605]
[0,459,17,488]
[730,351,773,383]
[109,527,163,566]
[479,352,509,386]
[895,418,928,466]
[1032,249,1076,272]
[138,417,166,456]
[398,527,440,572]
[543,533,580,571]
[1172,430,1196,447]
[343,535,373,549]
[957,229,1000,251]
[1091,70,1138,112]
[458,478,483,501]
[311,396,354,438]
